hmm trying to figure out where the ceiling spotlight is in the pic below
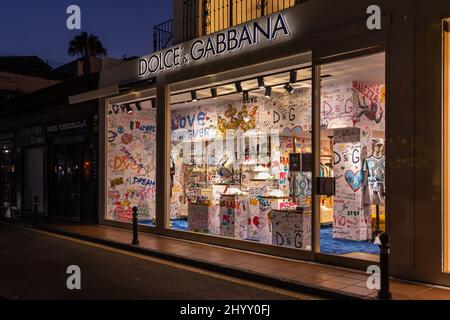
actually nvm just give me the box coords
[126,104,133,114]
[284,84,295,94]
[136,102,142,111]
[235,81,243,93]
[290,70,298,84]
[265,86,272,98]
[243,91,249,103]
[257,77,265,89]
[191,91,198,102]
[211,87,218,99]
[151,98,157,109]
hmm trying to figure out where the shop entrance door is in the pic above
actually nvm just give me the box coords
[49,143,82,220]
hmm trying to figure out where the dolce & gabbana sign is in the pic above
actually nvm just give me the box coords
[138,13,291,77]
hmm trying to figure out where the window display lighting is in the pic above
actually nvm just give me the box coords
[235,81,243,93]
[191,91,198,102]
[258,77,265,89]
[125,104,133,114]
[211,87,218,99]
[284,84,295,94]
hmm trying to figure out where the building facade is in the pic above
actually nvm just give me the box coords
[0,75,100,222]
[60,0,450,287]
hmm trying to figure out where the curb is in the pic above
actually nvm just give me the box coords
[2,219,372,300]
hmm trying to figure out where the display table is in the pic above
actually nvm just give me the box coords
[270,209,311,250]
[188,204,220,235]
[219,194,249,240]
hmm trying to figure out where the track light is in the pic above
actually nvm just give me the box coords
[243,91,249,103]
[211,87,218,99]
[126,104,133,114]
[136,102,142,111]
[258,77,265,89]
[265,86,272,98]
[191,91,198,102]
[290,70,297,84]
[151,98,156,109]
[284,84,295,94]
[235,81,243,93]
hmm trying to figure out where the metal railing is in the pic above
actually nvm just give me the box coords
[153,19,174,52]
[202,0,301,35]
[153,0,306,51]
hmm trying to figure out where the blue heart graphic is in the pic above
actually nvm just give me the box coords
[345,170,364,192]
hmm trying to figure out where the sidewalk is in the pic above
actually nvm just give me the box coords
[5,218,450,300]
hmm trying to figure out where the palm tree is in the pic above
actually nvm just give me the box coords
[68,32,107,75]
[68,32,107,58]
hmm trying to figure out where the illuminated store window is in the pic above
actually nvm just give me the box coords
[169,60,313,250]
[319,52,386,260]
[106,96,157,225]
[444,19,450,273]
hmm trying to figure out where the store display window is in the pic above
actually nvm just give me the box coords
[169,62,313,250]
[106,97,157,225]
[319,52,386,260]
[444,19,450,273]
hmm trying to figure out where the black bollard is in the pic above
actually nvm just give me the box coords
[377,233,392,300]
[33,195,39,223]
[132,206,139,245]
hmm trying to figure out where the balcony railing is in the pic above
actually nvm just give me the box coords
[202,0,302,35]
[153,19,173,52]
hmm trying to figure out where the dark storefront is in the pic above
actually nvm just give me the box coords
[0,75,99,222]
[0,132,16,215]
[47,119,98,221]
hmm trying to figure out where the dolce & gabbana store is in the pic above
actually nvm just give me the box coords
[69,0,450,286]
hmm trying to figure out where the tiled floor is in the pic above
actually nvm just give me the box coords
[13,219,450,300]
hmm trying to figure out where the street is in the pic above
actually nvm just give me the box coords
[0,222,320,300]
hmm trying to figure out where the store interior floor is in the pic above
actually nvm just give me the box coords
[139,219,380,258]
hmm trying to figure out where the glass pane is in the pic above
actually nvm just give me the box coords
[169,59,313,251]
[106,98,157,225]
[319,52,386,261]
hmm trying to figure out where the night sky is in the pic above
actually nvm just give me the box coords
[0,1,172,67]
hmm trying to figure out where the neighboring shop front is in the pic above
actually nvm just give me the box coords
[0,132,16,216]
[46,118,99,221]
[93,0,450,286]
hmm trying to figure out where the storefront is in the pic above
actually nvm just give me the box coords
[47,119,98,221]
[0,75,100,222]
[88,0,450,286]
[0,132,16,216]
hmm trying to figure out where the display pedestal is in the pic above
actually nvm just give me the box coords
[188,204,219,235]
[219,194,249,240]
[271,209,311,250]
[333,128,371,241]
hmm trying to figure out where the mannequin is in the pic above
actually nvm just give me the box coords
[363,138,385,206]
